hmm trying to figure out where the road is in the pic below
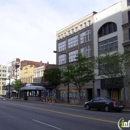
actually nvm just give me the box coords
[0,98,129,130]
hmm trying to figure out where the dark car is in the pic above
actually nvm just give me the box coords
[84,97,124,112]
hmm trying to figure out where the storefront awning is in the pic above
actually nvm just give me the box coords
[20,86,46,91]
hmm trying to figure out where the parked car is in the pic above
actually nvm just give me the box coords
[84,97,124,112]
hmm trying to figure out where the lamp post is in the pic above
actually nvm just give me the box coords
[92,78,95,99]
[8,75,11,99]
[53,50,70,103]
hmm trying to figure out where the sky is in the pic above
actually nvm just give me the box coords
[0,0,120,65]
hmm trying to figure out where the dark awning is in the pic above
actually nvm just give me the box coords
[20,86,46,91]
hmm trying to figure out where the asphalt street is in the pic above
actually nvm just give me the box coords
[0,98,129,130]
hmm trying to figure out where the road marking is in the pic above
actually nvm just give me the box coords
[3,102,117,124]
[33,119,63,130]
[63,108,82,112]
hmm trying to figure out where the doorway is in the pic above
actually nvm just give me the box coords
[97,89,100,97]
[87,89,92,101]
[110,89,120,100]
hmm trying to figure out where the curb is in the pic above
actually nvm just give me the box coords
[1,97,130,112]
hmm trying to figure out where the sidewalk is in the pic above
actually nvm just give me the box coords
[1,96,130,112]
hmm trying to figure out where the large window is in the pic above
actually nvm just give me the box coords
[58,41,66,52]
[99,37,118,55]
[69,50,78,62]
[128,0,130,6]
[81,45,91,57]
[98,22,117,37]
[68,35,78,48]
[99,60,119,75]
[128,11,130,23]
[80,29,91,44]
[58,54,66,65]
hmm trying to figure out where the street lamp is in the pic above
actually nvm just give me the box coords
[53,50,70,103]
[92,78,95,99]
[8,75,11,99]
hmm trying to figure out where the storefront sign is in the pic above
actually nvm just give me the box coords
[101,77,124,89]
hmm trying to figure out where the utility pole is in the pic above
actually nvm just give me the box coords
[8,75,10,99]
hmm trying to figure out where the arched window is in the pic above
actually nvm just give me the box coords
[98,22,117,37]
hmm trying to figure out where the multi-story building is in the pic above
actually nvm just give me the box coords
[55,0,130,103]
[6,58,20,86]
[20,60,44,84]
[122,0,130,102]
[33,62,56,84]
[0,65,7,96]
[93,1,124,100]
[33,64,46,84]
[56,12,97,102]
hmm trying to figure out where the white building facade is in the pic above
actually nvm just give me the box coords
[0,65,7,96]
[33,65,45,83]
[93,0,130,101]
[6,58,20,86]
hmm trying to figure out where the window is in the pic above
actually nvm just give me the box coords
[60,67,66,72]
[88,20,91,26]
[128,11,130,23]
[58,41,66,52]
[58,35,60,40]
[72,29,74,34]
[80,24,82,29]
[69,50,78,62]
[68,31,70,35]
[84,22,87,28]
[68,35,78,48]
[75,27,78,32]
[3,74,5,76]
[98,22,117,37]
[81,45,91,58]
[99,37,118,55]
[24,68,28,73]
[127,0,130,6]
[80,29,91,44]
[61,34,63,39]
[99,59,119,74]
[58,54,66,65]
[64,33,66,37]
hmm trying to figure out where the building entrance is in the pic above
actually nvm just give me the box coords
[87,89,92,101]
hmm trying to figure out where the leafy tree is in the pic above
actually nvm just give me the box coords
[94,51,130,102]
[12,79,23,90]
[44,68,62,90]
[62,54,94,103]
[12,79,23,97]
[94,52,124,78]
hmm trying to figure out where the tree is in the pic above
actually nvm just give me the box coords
[95,52,124,78]
[62,54,94,103]
[44,68,62,90]
[12,79,23,97]
[94,51,130,103]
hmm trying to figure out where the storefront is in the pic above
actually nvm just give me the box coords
[20,85,46,101]
[60,88,86,104]
[100,77,124,100]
